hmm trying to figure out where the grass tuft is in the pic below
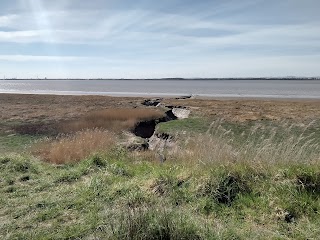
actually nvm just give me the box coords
[91,155,107,168]
[107,207,202,240]
[199,172,250,205]
[215,174,250,205]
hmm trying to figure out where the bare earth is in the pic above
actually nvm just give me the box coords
[1,94,320,131]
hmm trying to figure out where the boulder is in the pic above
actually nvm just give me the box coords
[148,133,174,151]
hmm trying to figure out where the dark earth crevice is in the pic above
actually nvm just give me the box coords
[132,109,177,139]
[133,120,157,139]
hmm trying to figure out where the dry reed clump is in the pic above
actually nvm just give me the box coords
[33,129,116,164]
[59,108,165,133]
[170,134,236,165]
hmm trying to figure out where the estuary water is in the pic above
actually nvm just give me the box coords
[0,79,320,99]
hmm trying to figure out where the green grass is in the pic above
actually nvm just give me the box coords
[1,152,320,239]
[157,117,210,134]
[0,134,41,153]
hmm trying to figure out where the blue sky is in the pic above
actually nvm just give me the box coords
[0,0,319,78]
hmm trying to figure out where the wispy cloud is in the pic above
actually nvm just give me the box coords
[0,0,319,77]
[1,10,319,49]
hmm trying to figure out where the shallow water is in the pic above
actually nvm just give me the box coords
[0,79,320,99]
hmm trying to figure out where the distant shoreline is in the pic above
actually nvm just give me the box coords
[1,77,320,81]
[1,78,320,99]
[1,92,320,101]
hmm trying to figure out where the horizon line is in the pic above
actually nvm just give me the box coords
[1,77,320,80]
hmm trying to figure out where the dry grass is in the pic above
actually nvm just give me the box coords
[170,134,236,165]
[33,129,116,164]
[0,94,142,125]
[59,108,165,133]
[162,98,320,122]
[30,108,164,164]
[11,108,165,136]
[168,120,320,166]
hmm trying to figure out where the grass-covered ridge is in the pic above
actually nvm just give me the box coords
[1,152,320,239]
[1,118,320,239]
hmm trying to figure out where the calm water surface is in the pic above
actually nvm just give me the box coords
[0,79,320,99]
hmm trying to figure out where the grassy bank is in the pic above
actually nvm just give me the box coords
[1,150,320,239]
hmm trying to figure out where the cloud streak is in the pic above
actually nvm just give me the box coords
[0,0,319,77]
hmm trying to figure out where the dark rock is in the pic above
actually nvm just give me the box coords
[175,95,192,100]
[284,212,295,223]
[142,98,162,107]
[165,105,186,109]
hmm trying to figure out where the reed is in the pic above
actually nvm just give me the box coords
[33,129,116,164]
[168,120,319,166]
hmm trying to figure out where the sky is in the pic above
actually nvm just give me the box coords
[0,0,319,78]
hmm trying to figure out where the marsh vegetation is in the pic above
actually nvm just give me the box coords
[0,94,320,239]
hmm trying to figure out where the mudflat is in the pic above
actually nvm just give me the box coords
[1,93,320,128]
